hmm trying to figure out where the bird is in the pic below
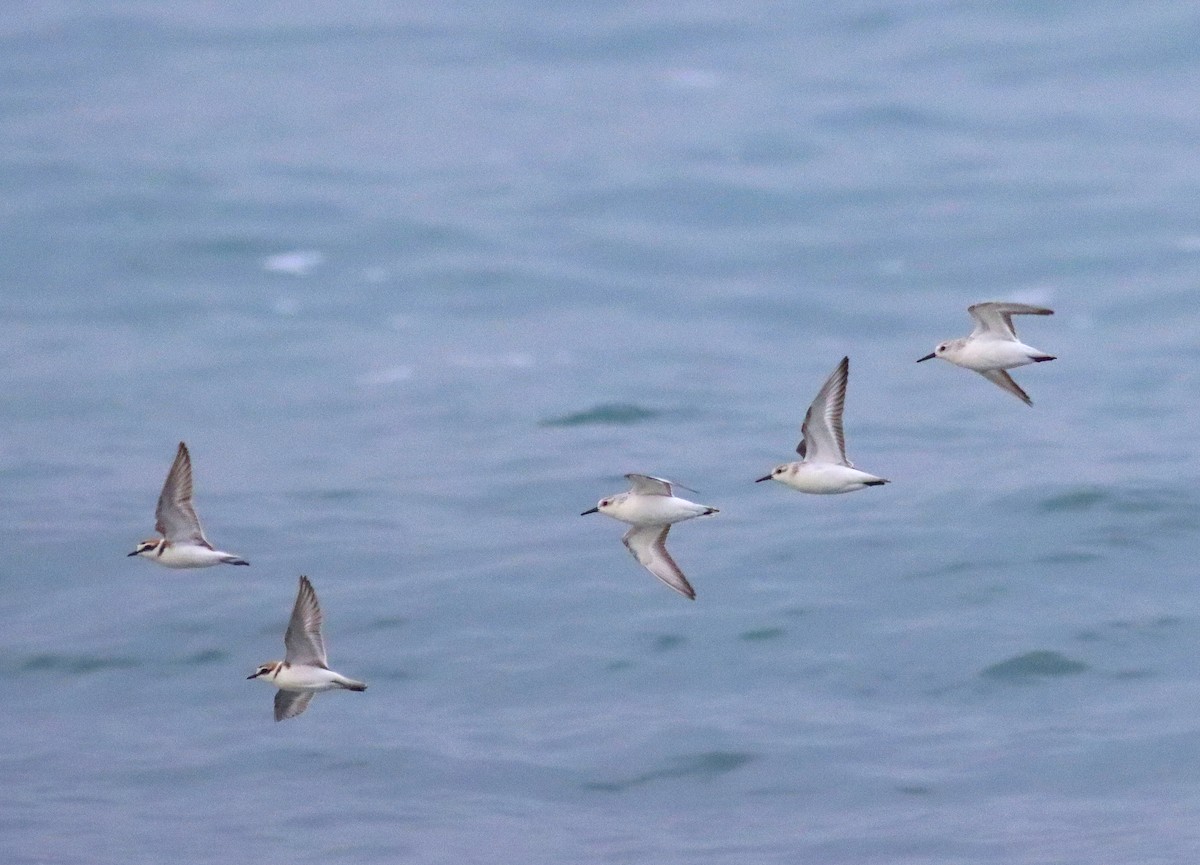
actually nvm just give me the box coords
[756,356,889,493]
[581,474,718,600]
[127,442,249,567]
[248,575,367,721]
[917,302,1056,405]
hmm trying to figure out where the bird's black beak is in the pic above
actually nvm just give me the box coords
[916,352,936,363]
[754,475,772,483]
[580,507,599,515]
[126,549,139,557]
[246,671,261,680]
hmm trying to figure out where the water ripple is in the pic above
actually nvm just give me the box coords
[980,650,1090,682]
[540,403,659,427]
[17,654,141,675]
[584,751,756,792]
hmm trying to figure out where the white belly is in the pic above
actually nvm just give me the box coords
[152,544,230,568]
[953,339,1041,371]
[782,463,884,494]
[272,665,343,692]
[613,495,713,527]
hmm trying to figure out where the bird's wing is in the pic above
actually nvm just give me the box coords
[622,525,696,600]
[283,576,328,667]
[154,442,211,545]
[274,689,315,722]
[798,357,850,465]
[977,369,1033,406]
[625,474,674,497]
[967,302,1053,340]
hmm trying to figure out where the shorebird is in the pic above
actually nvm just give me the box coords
[917,302,1056,405]
[248,575,367,721]
[582,474,718,600]
[756,356,888,494]
[128,442,249,568]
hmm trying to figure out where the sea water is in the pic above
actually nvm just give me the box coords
[2,2,1200,863]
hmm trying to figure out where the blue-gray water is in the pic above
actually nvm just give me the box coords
[4,2,1200,863]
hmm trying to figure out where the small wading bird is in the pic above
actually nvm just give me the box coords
[917,302,1056,405]
[582,474,719,600]
[248,576,367,721]
[128,442,249,568]
[756,356,888,494]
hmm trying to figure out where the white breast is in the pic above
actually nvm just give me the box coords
[272,664,342,692]
[151,544,230,568]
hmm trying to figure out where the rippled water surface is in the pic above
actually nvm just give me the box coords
[3,2,1200,863]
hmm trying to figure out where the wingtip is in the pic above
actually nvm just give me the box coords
[674,581,697,601]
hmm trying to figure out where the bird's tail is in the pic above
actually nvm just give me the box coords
[336,677,367,692]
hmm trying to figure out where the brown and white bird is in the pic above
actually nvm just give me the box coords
[248,576,367,721]
[127,442,249,567]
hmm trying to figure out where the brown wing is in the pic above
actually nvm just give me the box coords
[154,442,211,546]
[274,690,315,721]
[283,576,328,668]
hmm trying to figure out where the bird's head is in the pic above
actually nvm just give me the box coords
[247,661,282,681]
[127,539,160,558]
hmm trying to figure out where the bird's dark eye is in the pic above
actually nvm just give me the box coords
[601,499,609,506]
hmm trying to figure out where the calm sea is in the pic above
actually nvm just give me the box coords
[3,2,1200,863]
